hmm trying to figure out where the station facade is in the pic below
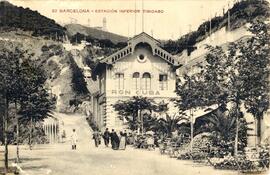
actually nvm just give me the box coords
[91,32,182,131]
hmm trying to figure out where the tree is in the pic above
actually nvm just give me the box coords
[18,59,55,149]
[113,96,155,131]
[221,21,269,153]
[199,43,248,156]
[237,20,269,144]
[175,72,206,150]
[199,106,247,153]
[201,45,232,107]
[113,96,170,132]
[0,44,54,171]
[175,42,247,155]
[0,46,24,171]
[154,113,188,137]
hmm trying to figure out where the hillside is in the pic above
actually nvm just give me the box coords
[0,1,127,114]
[0,29,102,113]
[0,1,66,40]
[65,23,128,44]
[162,0,270,55]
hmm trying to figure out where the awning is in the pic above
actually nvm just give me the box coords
[177,104,219,124]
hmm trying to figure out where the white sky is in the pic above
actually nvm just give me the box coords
[8,0,237,40]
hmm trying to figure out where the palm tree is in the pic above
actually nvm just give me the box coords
[198,107,247,152]
[206,109,236,143]
[155,113,189,137]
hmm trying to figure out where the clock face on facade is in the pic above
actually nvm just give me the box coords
[137,54,147,63]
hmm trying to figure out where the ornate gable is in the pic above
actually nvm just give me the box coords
[100,32,181,66]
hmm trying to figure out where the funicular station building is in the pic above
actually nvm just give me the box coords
[91,32,182,131]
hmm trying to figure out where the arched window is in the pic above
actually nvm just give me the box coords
[132,72,140,90]
[142,72,151,90]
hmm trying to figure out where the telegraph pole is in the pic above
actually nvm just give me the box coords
[134,0,137,35]
[142,0,144,32]
[227,3,231,31]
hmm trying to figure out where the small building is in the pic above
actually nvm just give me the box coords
[91,32,182,131]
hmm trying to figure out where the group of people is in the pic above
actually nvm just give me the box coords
[92,128,127,150]
[70,128,156,151]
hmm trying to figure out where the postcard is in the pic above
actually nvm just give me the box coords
[0,0,269,174]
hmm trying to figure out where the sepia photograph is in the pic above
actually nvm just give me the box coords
[0,0,269,174]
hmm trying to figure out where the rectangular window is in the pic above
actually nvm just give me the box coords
[141,78,151,90]
[115,73,124,90]
[142,73,151,90]
[145,78,151,90]
[133,77,140,90]
[159,74,168,90]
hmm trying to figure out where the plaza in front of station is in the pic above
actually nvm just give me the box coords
[1,113,240,175]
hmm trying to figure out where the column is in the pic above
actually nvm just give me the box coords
[56,123,59,143]
[53,123,55,143]
[50,123,53,144]
[44,124,47,136]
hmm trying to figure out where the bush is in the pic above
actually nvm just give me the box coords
[41,45,49,52]
[213,157,239,170]
[178,151,207,161]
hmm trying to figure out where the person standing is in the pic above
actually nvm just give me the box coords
[103,128,110,147]
[123,130,127,146]
[93,130,100,147]
[119,131,126,150]
[114,131,120,150]
[71,129,78,150]
[110,129,119,150]
[110,129,116,149]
